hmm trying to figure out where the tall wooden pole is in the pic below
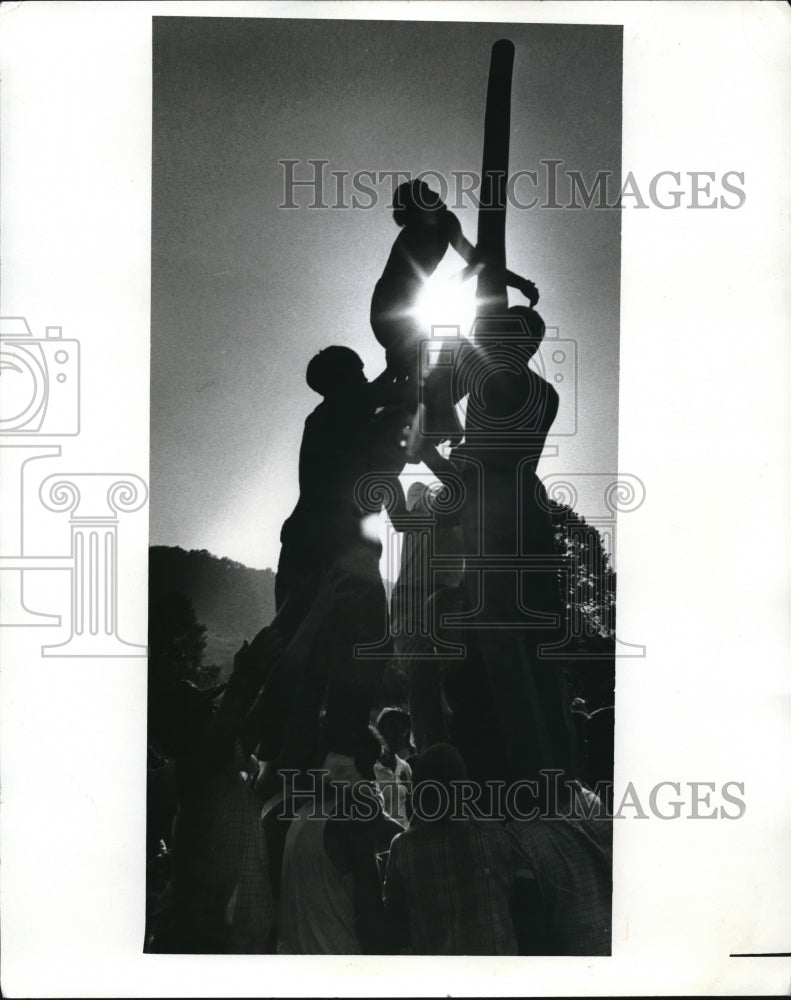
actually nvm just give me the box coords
[465,41,577,786]
[476,39,514,317]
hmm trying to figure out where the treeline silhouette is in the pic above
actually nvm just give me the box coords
[149,546,276,678]
[149,503,614,709]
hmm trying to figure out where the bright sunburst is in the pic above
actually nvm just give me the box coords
[414,273,477,338]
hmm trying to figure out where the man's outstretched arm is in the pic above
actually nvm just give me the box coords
[449,218,539,306]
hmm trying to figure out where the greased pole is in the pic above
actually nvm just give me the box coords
[476,39,515,317]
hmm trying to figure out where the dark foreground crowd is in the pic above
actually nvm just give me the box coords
[145,630,612,956]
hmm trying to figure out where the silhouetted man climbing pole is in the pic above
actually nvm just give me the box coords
[272,348,407,766]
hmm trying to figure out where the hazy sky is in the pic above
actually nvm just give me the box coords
[150,16,622,570]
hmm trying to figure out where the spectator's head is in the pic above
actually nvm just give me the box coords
[376,708,413,760]
[320,728,383,817]
[411,742,468,823]
[306,346,366,398]
[392,180,445,227]
[148,679,226,757]
[322,722,383,782]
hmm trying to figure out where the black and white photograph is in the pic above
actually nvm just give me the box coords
[145,15,621,959]
[0,2,789,997]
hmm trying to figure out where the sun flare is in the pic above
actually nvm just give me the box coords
[414,274,477,339]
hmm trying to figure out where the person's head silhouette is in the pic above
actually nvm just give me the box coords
[506,304,546,361]
[392,180,445,228]
[305,346,366,398]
